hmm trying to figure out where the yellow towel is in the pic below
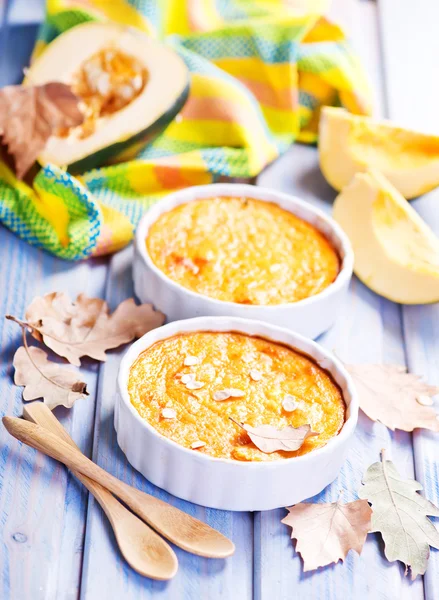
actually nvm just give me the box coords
[0,0,371,259]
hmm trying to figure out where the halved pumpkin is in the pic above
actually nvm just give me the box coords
[319,107,439,199]
[25,22,190,173]
[333,170,439,304]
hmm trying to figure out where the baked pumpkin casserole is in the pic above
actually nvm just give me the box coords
[128,331,346,461]
[146,196,340,305]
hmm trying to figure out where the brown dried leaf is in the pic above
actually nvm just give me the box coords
[230,418,318,453]
[8,292,165,366]
[282,499,372,571]
[13,345,88,409]
[347,363,439,432]
[0,82,83,178]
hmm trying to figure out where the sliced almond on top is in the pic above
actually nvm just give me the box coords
[228,388,245,398]
[269,264,281,273]
[282,394,298,412]
[162,408,176,419]
[186,380,204,390]
[250,369,262,381]
[191,440,206,450]
[184,355,199,366]
[213,390,231,402]
[213,388,245,401]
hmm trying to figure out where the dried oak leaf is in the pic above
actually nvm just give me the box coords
[230,418,318,453]
[346,363,439,432]
[0,82,83,178]
[282,498,372,571]
[21,292,165,366]
[359,450,439,580]
[13,345,88,409]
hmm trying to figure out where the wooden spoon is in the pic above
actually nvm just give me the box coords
[22,403,178,581]
[3,415,235,559]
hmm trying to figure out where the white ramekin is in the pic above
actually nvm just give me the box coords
[114,316,358,511]
[133,183,353,340]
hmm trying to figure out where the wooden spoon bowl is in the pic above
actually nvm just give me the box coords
[21,403,178,580]
[2,415,235,560]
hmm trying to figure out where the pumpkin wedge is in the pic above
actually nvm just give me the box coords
[333,170,439,304]
[25,22,190,173]
[319,107,439,199]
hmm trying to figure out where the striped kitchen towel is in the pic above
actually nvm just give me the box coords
[0,0,372,259]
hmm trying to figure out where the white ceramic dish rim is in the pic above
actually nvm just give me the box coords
[117,316,358,469]
[135,183,354,312]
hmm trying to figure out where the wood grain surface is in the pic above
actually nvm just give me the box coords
[1,0,438,598]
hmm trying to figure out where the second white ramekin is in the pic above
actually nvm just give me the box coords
[133,183,353,340]
[115,316,358,511]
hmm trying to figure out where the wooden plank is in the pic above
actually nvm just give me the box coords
[255,0,423,596]
[0,22,39,86]
[0,0,10,88]
[378,0,439,131]
[79,247,254,600]
[0,6,110,593]
[0,228,108,599]
[0,8,108,597]
[378,1,439,598]
[329,0,386,117]
[7,0,44,25]
[256,145,422,600]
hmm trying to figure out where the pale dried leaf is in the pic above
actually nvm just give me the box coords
[13,345,88,409]
[359,451,439,579]
[0,82,83,178]
[21,292,164,366]
[347,363,439,431]
[230,418,318,453]
[417,395,433,406]
[282,499,372,571]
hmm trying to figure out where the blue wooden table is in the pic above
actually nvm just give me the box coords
[1,1,439,598]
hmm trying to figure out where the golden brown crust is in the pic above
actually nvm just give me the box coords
[146,197,340,305]
[128,331,346,461]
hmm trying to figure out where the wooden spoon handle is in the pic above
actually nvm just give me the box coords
[21,404,178,580]
[23,403,82,448]
[3,415,149,505]
[22,403,125,512]
[3,416,234,558]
